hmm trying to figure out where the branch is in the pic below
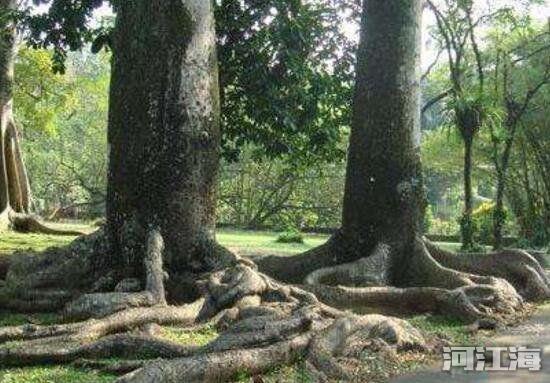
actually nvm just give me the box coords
[421,48,444,82]
[422,89,452,114]
[465,5,484,91]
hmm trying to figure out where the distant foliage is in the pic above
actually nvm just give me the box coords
[276,229,304,244]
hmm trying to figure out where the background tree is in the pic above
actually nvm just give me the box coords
[0,0,32,229]
[426,0,495,250]
[257,0,547,314]
[486,18,549,249]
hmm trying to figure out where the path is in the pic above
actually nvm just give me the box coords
[392,303,550,383]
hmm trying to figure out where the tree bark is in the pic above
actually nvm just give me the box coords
[297,0,424,284]
[106,1,225,290]
[461,135,475,250]
[0,0,31,231]
[493,170,506,250]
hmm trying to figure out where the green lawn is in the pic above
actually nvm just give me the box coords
[0,224,461,258]
[0,225,480,383]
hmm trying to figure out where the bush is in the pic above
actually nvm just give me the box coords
[472,202,495,243]
[428,217,460,236]
[276,229,304,244]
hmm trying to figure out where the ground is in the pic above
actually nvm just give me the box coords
[394,302,550,383]
[0,224,527,383]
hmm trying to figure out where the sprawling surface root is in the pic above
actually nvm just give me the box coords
[8,210,86,236]
[64,230,168,319]
[425,240,550,301]
[1,229,543,382]
[0,257,428,383]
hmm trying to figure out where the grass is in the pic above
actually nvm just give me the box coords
[0,367,115,383]
[0,224,489,383]
[408,314,479,345]
[217,228,327,255]
[0,231,75,255]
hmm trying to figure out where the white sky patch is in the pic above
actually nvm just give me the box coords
[34,1,549,70]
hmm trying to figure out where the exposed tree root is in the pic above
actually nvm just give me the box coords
[116,333,313,383]
[0,207,87,236]
[0,300,205,344]
[3,228,108,301]
[64,230,168,319]
[7,210,87,236]
[425,240,550,301]
[1,229,544,382]
[72,359,145,375]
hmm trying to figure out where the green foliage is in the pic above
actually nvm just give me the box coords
[216,0,355,164]
[459,213,484,252]
[22,0,356,165]
[14,48,110,218]
[471,202,509,244]
[423,205,434,233]
[218,148,344,230]
[276,228,304,244]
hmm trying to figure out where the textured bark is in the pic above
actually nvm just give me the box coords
[254,0,543,317]
[257,0,425,285]
[106,0,226,289]
[460,135,476,249]
[0,0,30,231]
[339,0,424,282]
[0,0,83,236]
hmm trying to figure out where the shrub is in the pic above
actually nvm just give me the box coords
[276,229,304,244]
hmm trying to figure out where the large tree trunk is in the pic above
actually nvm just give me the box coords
[340,0,424,283]
[256,0,547,308]
[0,0,31,231]
[106,1,226,291]
[259,0,426,285]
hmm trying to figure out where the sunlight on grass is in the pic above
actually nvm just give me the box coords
[0,232,75,255]
[408,314,477,345]
[159,325,218,346]
[217,228,328,256]
[0,366,115,383]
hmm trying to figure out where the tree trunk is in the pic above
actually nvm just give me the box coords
[460,135,475,249]
[338,0,425,282]
[106,1,225,292]
[493,171,506,250]
[0,0,31,231]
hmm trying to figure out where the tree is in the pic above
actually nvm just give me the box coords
[425,0,494,250]
[487,20,549,249]
[0,0,32,229]
[0,1,549,382]
[256,0,549,312]
[0,0,84,235]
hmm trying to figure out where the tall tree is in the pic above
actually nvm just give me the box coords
[425,0,490,251]
[0,0,32,229]
[104,1,235,294]
[0,0,84,235]
[488,22,550,249]
[257,0,548,307]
